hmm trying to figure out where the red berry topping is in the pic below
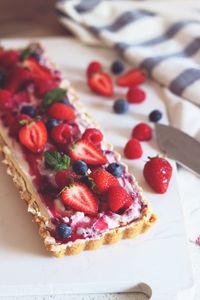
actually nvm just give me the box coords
[82,128,103,146]
[132,123,152,141]
[93,216,108,231]
[0,89,12,110]
[47,103,75,122]
[69,140,107,166]
[55,170,78,189]
[5,67,32,94]
[127,86,146,103]
[88,72,113,97]
[89,168,119,193]
[116,68,146,87]
[61,182,98,215]
[0,50,19,68]
[51,123,72,145]
[34,79,59,98]
[19,120,47,153]
[143,157,172,194]
[124,138,143,159]
[24,57,54,81]
[87,61,102,77]
[10,114,32,136]
[107,186,132,213]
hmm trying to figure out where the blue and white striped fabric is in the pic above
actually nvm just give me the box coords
[56,0,200,130]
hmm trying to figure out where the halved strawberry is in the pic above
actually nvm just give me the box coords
[89,168,119,193]
[5,66,32,94]
[88,72,113,97]
[116,68,146,87]
[19,120,47,153]
[24,57,54,81]
[69,140,107,165]
[107,186,133,213]
[61,182,98,215]
[47,103,76,121]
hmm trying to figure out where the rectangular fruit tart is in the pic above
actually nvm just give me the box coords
[0,43,156,257]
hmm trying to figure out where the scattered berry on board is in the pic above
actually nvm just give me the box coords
[132,123,152,141]
[111,60,124,75]
[124,138,143,159]
[113,99,129,114]
[116,68,146,87]
[88,72,113,97]
[149,110,162,123]
[87,61,102,78]
[126,86,146,104]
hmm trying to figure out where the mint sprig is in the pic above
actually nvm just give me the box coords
[40,88,67,112]
[20,47,32,60]
[44,151,70,171]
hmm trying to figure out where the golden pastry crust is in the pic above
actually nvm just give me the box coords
[0,51,156,257]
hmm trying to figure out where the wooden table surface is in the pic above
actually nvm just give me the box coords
[0,0,71,38]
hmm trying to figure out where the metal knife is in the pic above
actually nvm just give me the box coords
[155,123,200,177]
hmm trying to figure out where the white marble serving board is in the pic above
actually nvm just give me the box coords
[0,38,194,300]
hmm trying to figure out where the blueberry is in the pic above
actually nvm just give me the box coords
[46,119,60,131]
[20,105,36,117]
[30,52,41,61]
[73,160,88,176]
[80,176,93,188]
[149,110,162,123]
[113,99,129,114]
[59,97,70,105]
[106,163,124,178]
[111,60,124,75]
[55,223,72,240]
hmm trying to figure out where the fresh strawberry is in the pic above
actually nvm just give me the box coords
[82,128,103,146]
[87,61,102,77]
[116,68,146,87]
[61,182,98,215]
[55,170,79,189]
[5,66,32,94]
[124,138,143,159]
[143,157,172,194]
[88,72,113,97]
[107,186,133,213]
[132,123,152,141]
[126,86,146,103]
[89,168,119,193]
[51,123,72,145]
[69,140,107,166]
[0,50,19,68]
[10,114,32,136]
[47,103,75,121]
[24,57,54,81]
[34,78,59,98]
[0,89,12,109]
[19,120,47,153]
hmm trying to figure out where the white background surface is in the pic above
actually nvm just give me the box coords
[0,38,198,300]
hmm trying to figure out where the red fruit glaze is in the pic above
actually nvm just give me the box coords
[69,140,107,165]
[127,86,146,103]
[87,61,102,77]
[61,182,98,215]
[116,68,146,87]
[88,72,113,97]
[0,50,19,68]
[19,120,47,153]
[90,168,119,193]
[5,67,32,94]
[143,157,172,194]
[55,170,78,189]
[82,128,103,146]
[24,57,54,81]
[124,138,143,159]
[47,103,75,121]
[34,79,59,98]
[132,123,152,141]
[0,89,12,109]
[51,123,72,145]
[10,114,32,137]
[107,186,132,213]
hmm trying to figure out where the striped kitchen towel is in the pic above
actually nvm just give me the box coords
[56,0,200,109]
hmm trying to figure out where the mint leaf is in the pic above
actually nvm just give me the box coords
[44,151,70,171]
[41,88,67,112]
[19,119,29,125]
[20,47,32,60]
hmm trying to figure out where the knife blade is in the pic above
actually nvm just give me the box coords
[155,123,200,177]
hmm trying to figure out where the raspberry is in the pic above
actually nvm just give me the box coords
[86,61,102,77]
[124,138,143,159]
[126,86,146,104]
[132,123,152,141]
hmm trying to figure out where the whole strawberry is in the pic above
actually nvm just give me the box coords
[143,157,172,194]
